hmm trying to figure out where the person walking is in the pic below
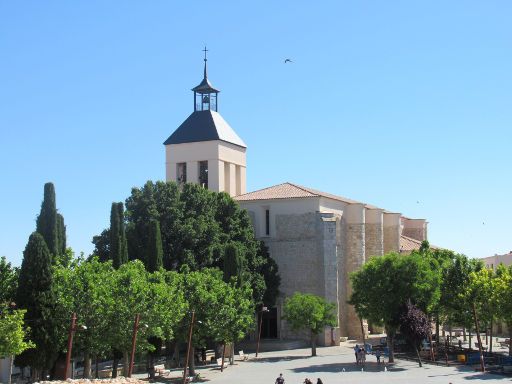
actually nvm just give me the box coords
[275,373,285,384]
[317,378,324,384]
[376,349,381,364]
[354,344,359,364]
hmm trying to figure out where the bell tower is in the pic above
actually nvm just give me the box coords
[164,48,247,196]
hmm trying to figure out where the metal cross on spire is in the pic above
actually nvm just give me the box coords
[202,46,208,79]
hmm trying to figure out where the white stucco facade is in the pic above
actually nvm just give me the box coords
[165,140,246,196]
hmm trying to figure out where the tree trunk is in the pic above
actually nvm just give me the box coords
[414,345,423,367]
[360,317,366,346]
[188,342,196,376]
[122,351,130,377]
[463,327,467,342]
[221,343,226,373]
[95,356,99,379]
[435,314,440,343]
[468,328,472,349]
[472,303,485,372]
[489,317,493,353]
[311,330,317,357]
[7,356,13,384]
[508,323,512,357]
[387,329,395,363]
[427,325,435,361]
[112,356,119,378]
[83,352,92,379]
[230,342,235,365]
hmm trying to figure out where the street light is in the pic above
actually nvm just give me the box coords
[256,306,269,357]
[64,313,87,379]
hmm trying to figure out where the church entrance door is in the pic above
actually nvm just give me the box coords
[261,307,278,338]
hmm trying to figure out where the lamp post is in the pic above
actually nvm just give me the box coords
[64,313,87,379]
[183,311,196,384]
[256,306,269,357]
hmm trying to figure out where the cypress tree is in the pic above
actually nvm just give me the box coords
[110,202,122,269]
[36,183,59,258]
[15,232,57,375]
[110,202,128,268]
[146,220,163,272]
[223,243,243,285]
[117,202,128,265]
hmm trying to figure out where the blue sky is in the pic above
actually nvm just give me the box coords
[1,1,511,266]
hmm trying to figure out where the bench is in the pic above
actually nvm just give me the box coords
[474,342,488,351]
[216,358,228,369]
[238,350,249,361]
[503,365,512,374]
[154,364,170,377]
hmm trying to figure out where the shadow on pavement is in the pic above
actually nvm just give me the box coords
[251,356,311,363]
[292,362,395,373]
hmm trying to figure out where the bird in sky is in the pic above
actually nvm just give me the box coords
[284,58,292,63]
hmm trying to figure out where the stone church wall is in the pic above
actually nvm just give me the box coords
[265,212,342,346]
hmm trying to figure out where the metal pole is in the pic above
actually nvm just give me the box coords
[183,311,195,384]
[64,312,77,379]
[129,313,140,377]
[256,310,263,357]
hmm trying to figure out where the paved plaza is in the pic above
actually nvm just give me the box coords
[149,343,511,384]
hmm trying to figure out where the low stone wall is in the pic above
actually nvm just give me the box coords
[36,378,145,384]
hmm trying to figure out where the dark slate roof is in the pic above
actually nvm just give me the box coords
[163,110,246,148]
[192,77,220,94]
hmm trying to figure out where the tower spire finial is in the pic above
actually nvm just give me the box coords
[202,46,208,79]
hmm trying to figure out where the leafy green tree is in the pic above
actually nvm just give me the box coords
[122,181,279,305]
[108,261,186,377]
[460,268,496,371]
[0,307,35,384]
[146,220,163,272]
[110,202,128,268]
[91,229,110,262]
[223,243,244,284]
[179,267,254,375]
[14,232,59,379]
[349,252,441,362]
[53,257,116,378]
[495,265,512,356]
[399,301,431,367]
[0,256,18,304]
[256,242,280,308]
[283,292,336,356]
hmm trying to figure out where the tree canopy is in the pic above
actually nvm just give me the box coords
[93,180,279,306]
[0,256,18,305]
[283,292,336,356]
[349,251,441,362]
[0,307,34,358]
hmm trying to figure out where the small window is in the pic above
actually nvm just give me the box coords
[177,163,187,184]
[199,161,208,188]
[265,209,270,236]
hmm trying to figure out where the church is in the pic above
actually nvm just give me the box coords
[164,53,428,345]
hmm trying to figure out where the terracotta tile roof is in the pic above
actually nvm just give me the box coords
[234,182,363,204]
[400,235,423,252]
[400,235,440,252]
